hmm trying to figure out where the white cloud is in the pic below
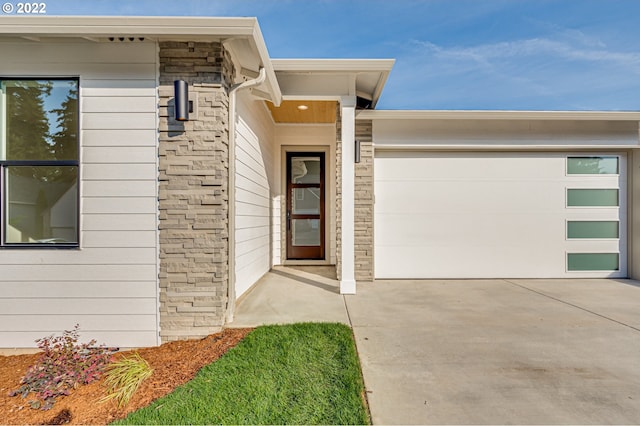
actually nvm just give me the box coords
[411,36,640,72]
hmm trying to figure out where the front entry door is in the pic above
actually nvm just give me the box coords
[286,152,325,259]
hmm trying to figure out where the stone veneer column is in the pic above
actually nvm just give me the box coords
[158,41,234,342]
[336,112,375,282]
[354,119,374,281]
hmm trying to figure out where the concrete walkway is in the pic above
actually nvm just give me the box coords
[229,270,640,424]
[228,266,349,327]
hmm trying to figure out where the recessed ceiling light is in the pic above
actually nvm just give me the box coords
[297,104,309,111]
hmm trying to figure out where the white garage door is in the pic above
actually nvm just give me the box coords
[374,152,626,279]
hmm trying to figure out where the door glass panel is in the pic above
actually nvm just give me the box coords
[292,219,320,246]
[568,253,619,271]
[567,221,619,239]
[291,156,321,184]
[292,188,321,215]
[567,157,618,174]
[567,189,618,207]
[6,166,78,244]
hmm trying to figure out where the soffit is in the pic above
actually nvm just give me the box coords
[271,59,394,108]
[266,100,336,124]
[357,110,640,121]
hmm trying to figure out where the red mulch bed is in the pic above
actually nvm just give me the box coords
[0,328,253,425]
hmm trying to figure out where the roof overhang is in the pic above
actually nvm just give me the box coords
[357,110,640,121]
[0,16,282,105]
[359,110,640,151]
[271,58,395,108]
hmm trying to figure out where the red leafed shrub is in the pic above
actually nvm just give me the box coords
[9,325,115,410]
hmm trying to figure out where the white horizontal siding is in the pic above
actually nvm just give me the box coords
[83,181,156,197]
[83,146,156,163]
[0,298,156,315]
[83,129,157,147]
[0,281,157,298]
[83,164,157,180]
[82,198,157,214]
[83,214,156,231]
[82,231,156,248]
[0,248,156,265]
[83,113,157,130]
[1,264,156,282]
[0,315,157,332]
[0,331,158,348]
[0,40,159,348]
[235,94,276,298]
[82,79,157,97]
[83,96,157,113]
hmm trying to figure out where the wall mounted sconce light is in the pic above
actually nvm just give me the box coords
[174,80,191,121]
[355,140,361,163]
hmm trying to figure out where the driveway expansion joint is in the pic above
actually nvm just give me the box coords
[503,279,640,333]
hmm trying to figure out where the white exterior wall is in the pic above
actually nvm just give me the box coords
[0,40,159,347]
[274,124,337,265]
[235,92,276,298]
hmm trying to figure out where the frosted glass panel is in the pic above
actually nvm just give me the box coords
[292,188,320,215]
[292,219,320,246]
[567,189,618,207]
[567,157,618,174]
[568,253,619,271]
[567,221,619,239]
[290,156,320,183]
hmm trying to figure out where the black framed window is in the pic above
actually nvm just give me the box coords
[0,78,79,247]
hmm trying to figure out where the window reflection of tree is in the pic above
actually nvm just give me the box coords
[4,80,78,243]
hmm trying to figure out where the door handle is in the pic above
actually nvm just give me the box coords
[286,210,291,231]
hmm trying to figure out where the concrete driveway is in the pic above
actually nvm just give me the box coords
[230,271,640,424]
[346,278,640,424]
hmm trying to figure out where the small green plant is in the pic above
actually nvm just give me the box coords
[100,352,153,409]
[9,324,114,410]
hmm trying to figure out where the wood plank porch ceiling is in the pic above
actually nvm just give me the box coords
[266,100,336,124]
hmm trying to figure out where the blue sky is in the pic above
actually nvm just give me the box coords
[34,0,640,110]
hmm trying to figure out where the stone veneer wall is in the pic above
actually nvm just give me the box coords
[354,119,374,281]
[158,41,235,342]
[336,108,375,282]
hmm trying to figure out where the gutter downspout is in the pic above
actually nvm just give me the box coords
[226,67,266,324]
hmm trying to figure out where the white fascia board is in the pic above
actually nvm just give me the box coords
[357,110,640,121]
[272,58,395,73]
[373,144,640,151]
[0,16,259,37]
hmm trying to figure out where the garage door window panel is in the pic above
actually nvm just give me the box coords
[567,221,619,239]
[567,156,619,175]
[567,253,619,271]
[567,189,619,207]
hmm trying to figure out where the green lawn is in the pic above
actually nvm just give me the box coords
[114,323,369,425]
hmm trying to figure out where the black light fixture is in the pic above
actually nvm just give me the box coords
[174,80,190,121]
[355,140,361,163]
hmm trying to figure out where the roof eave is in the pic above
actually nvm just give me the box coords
[0,16,283,105]
[357,110,640,121]
[272,58,394,107]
